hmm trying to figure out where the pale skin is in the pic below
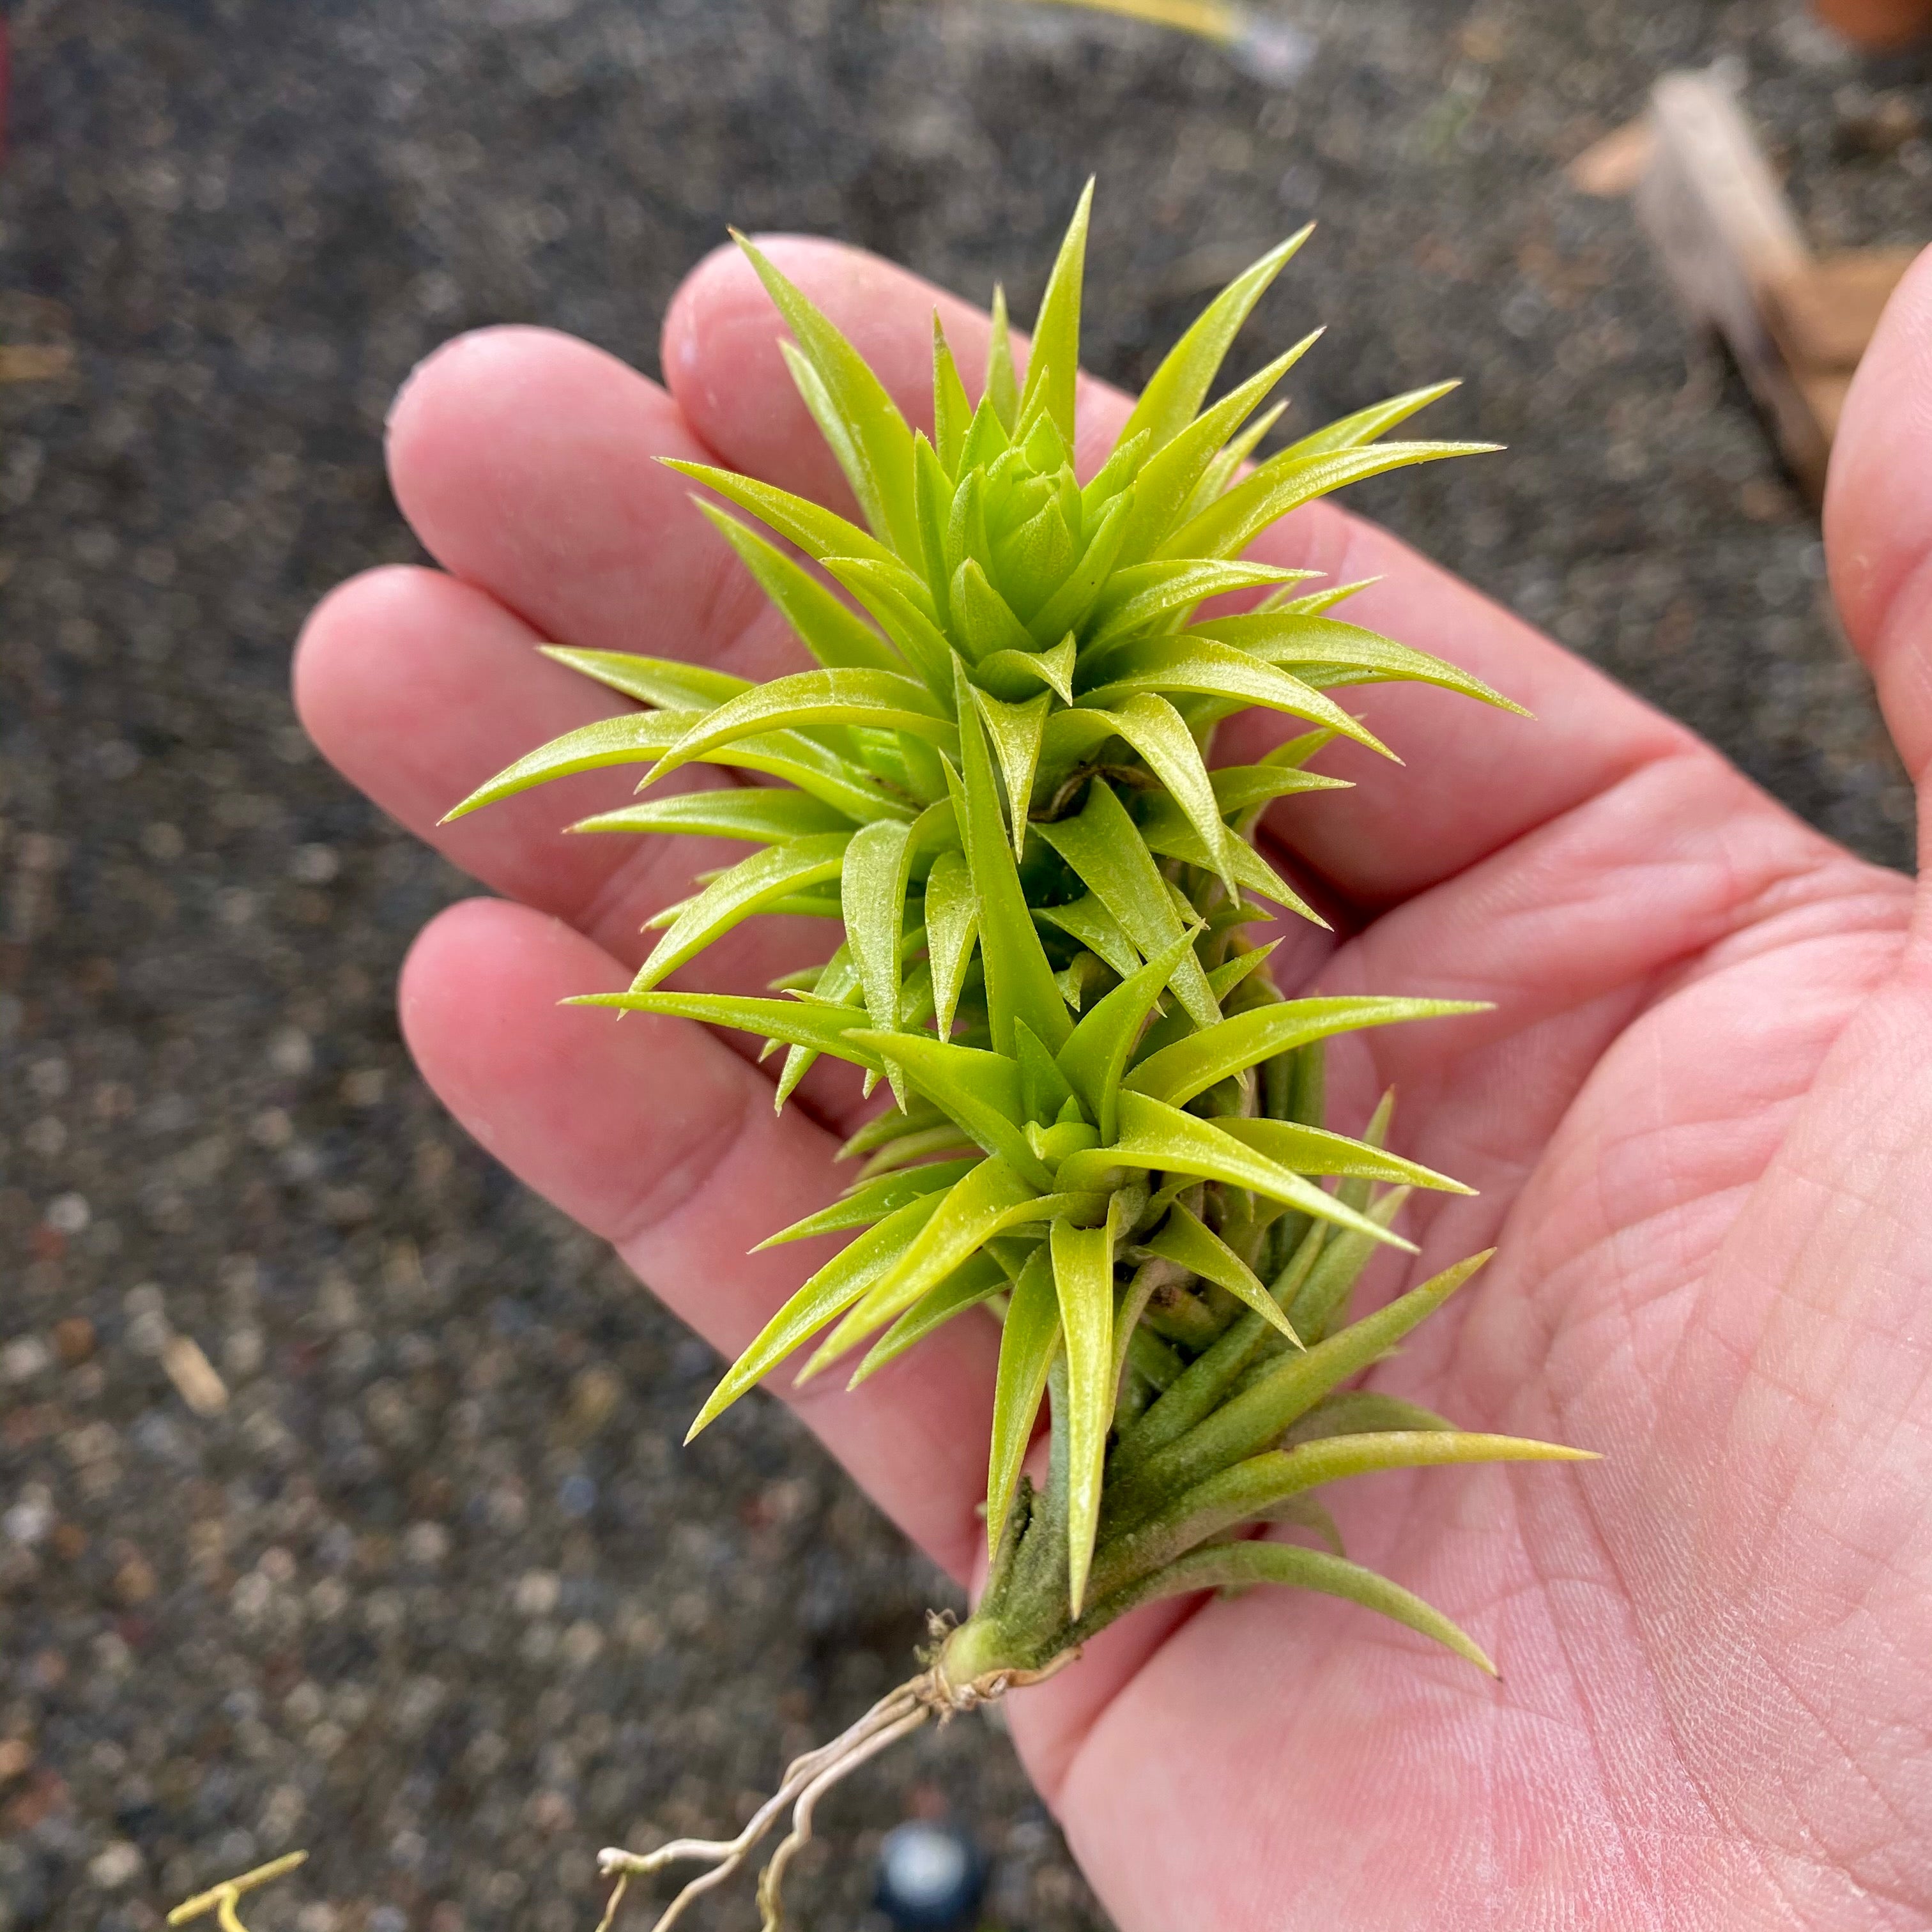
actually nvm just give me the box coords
[295,238,1932,1931]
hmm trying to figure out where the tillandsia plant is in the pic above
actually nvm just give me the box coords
[447,184,1591,1930]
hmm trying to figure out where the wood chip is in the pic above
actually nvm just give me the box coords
[161,1333,229,1416]
[1765,248,1919,373]
[0,344,75,383]
[1634,70,1828,494]
[1567,118,1655,198]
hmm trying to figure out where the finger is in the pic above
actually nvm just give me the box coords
[387,325,772,671]
[397,895,996,1580]
[296,564,684,934]
[1825,245,1932,790]
[663,237,1706,912]
[293,566,868,1124]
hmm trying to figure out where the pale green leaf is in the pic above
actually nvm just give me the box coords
[1032,896,1135,984]
[1123,1540,1494,1673]
[539,645,750,712]
[1259,576,1381,619]
[1118,225,1314,456]
[1087,691,1239,894]
[1280,379,1459,461]
[735,233,921,559]
[1115,1431,1588,1595]
[1055,934,1192,1142]
[1193,611,1526,713]
[974,634,1077,705]
[1266,1429,1593,1498]
[1219,1116,1473,1193]
[1080,429,1151,521]
[849,1251,1008,1385]
[960,390,1011,480]
[1208,763,1351,815]
[1050,1211,1116,1616]
[1186,401,1289,519]
[648,670,956,786]
[841,818,917,1101]
[993,486,1080,623]
[751,1157,981,1248]
[663,727,920,824]
[685,1193,944,1438]
[950,686,1073,1055]
[1205,940,1280,1000]
[627,832,850,993]
[1261,724,1345,770]
[1126,997,1487,1108]
[691,504,904,675]
[1084,558,1300,650]
[802,1157,1038,1372]
[778,339,878,552]
[1145,1201,1298,1343]
[986,1245,1057,1561]
[1080,636,1394,756]
[1059,1094,1414,1248]
[1284,1188,1409,1342]
[922,849,979,1038]
[1110,1252,1494,1510]
[855,1123,979,1181]
[951,556,1038,660]
[1135,804,1320,928]
[1008,1019,1073,1125]
[912,433,955,613]
[972,686,1052,855]
[1025,491,1135,645]
[838,1098,946,1160]
[1111,334,1322,565]
[569,788,852,843]
[569,988,884,1074]
[932,314,974,474]
[1036,777,1218,1025]
[1018,180,1091,442]
[1281,1390,1456,1445]
[663,458,900,571]
[822,556,958,698]
[945,464,994,584]
[985,283,1019,433]
[1159,440,1498,564]
[808,1163,1096,1376]
[844,1029,1052,1189]
[441,710,696,821]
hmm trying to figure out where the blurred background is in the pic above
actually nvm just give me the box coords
[0,2,1926,1928]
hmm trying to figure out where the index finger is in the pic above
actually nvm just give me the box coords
[662,234,1698,913]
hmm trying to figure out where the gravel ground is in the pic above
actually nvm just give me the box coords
[0,3,1924,1929]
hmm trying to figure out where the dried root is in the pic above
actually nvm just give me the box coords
[594,1651,1073,1932]
[169,1852,310,1932]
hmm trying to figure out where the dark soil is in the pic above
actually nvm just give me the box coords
[0,3,1923,1929]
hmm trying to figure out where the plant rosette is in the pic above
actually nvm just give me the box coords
[447,185,1591,1932]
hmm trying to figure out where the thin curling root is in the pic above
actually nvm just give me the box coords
[594,1655,1072,1932]
[169,1853,310,1932]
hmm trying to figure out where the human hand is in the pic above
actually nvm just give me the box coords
[294,238,1932,1931]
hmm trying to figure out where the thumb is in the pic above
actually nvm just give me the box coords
[1823,245,1932,788]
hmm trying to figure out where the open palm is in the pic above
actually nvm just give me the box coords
[295,240,1932,1931]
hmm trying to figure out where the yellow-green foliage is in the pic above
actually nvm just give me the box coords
[454,187,1578,1655]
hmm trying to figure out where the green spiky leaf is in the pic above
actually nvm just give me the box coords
[459,188,1579,1655]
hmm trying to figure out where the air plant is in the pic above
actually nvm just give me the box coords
[448,185,1588,1931]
